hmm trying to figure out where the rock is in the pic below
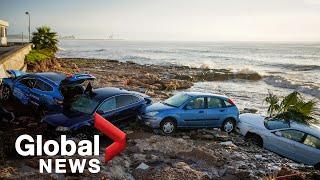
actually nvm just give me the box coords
[133,154,147,162]
[254,155,267,161]
[182,135,190,139]
[136,163,150,170]
[220,141,236,147]
[241,108,259,114]
[0,167,16,178]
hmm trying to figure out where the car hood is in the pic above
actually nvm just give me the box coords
[145,102,176,113]
[239,113,266,129]
[43,112,92,127]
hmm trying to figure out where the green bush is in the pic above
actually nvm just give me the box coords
[25,49,54,63]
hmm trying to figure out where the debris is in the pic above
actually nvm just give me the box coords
[136,163,150,170]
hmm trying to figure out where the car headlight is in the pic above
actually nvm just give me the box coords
[55,126,70,132]
[146,111,159,116]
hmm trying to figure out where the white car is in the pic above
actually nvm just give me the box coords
[238,113,320,169]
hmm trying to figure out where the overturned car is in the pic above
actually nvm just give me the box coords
[0,70,95,116]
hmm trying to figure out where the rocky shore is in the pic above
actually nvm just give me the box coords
[1,58,319,179]
[28,58,262,100]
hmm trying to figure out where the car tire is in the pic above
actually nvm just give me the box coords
[246,133,263,147]
[160,118,176,135]
[221,118,236,133]
[1,85,12,102]
[315,163,320,170]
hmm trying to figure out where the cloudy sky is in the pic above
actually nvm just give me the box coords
[1,0,320,41]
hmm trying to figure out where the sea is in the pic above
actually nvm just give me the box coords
[57,40,320,118]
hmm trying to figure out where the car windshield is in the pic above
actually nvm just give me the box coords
[163,93,190,107]
[70,95,99,115]
[264,118,290,130]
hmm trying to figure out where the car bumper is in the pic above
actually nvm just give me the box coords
[141,115,161,128]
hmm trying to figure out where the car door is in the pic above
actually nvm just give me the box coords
[294,134,320,165]
[179,97,206,127]
[114,95,140,122]
[29,79,54,108]
[12,77,35,105]
[205,96,227,127]
[97,97,117,122]
[267,129,306,162]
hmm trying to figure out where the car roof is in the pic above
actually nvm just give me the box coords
[290,121,320,138]
[91,87,135,102]
[183,91,229,99]
[35,72,66,84]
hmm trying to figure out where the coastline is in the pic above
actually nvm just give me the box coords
[37,57,261,101]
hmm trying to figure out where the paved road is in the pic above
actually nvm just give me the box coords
[0,45,23,59]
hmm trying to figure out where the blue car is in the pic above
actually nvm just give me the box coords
[0,70,95,115]
[142,92,239,134]
[42,87,151,135]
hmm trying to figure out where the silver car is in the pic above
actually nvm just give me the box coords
[238,113,320,169]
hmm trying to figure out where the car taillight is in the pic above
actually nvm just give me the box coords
[227,98,235,106]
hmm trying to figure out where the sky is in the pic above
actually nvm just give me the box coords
[1,0,320,41]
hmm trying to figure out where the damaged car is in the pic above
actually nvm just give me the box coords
[42,87,151,137]
[142,92,239,134]
[238,113,320,169]
[0,70,95,116]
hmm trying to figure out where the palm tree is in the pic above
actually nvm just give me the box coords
[31,26,58,52]
[265,91,318,125]
[265,90,280,117]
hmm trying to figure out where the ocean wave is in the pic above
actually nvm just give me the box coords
[120,55,152,61]
[206,55,232,59]
[264,75,320,98]
[139,49,174,54]
[268,63,320,71]
[96,48,107,52]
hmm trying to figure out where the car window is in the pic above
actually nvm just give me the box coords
[131,95,140,103]
[34,80,53,91]
[224,100,234,107]
[264,119,290,130]
[185,97,205,109]
[277,129,305,142]
[98,97,116,112]
[71,96,99,115]
[163,93,190,107]
[208,97,223,108]
[19,78,36,89]
[303,135,320,150]
[116,95,136,108]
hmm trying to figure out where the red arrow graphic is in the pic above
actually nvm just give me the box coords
[94,113,126,162]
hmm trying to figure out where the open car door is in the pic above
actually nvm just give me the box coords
[60,74,96,87]
[60,74,96,108]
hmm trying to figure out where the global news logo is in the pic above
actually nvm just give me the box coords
[14,113,126,174]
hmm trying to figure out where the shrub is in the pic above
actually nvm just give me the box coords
[25,49,54,63]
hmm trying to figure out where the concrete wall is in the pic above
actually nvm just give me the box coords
[0,43,32,79]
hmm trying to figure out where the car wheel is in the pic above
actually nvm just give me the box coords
[160,118,176,135]
[1,85,12,101]
[315,163,320,170]
[246,133,263,147]
[221,118,235,133]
